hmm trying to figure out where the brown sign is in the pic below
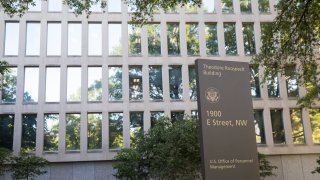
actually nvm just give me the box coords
[195,59,260,180]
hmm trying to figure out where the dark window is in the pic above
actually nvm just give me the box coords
[270,109,285,144]
[0,114,14,150]
[254,110,265,144]
[109,112,124,149]
[21,114,37,152]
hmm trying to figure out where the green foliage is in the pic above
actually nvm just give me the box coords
[312,156,320,174]
[126,0,201,24]
[0,61,10,92]
[10,153,48,180]
[113,117,277,179]
[0,61,9,76]
[0,148,11,176]
[113,117,201,179]
[0,149,49,180]
[258,153,277,179]
[252,0,320,107]
[113,148,148,179]
[0,0,34,17]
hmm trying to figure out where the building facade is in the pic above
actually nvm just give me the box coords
[0,0,319,179]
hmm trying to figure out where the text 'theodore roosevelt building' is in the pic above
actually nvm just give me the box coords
[0,0,319,179]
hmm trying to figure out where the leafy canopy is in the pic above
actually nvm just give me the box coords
[10,153,49,180]
[252,0,320,107]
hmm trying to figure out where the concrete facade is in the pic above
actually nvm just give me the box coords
[0,0,319,179]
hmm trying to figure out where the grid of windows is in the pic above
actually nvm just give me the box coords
[2,21,267,57]
[1,0,319,162]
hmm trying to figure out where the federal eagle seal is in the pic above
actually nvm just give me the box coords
[205,87,220,103]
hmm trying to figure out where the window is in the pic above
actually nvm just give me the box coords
[130,112,143,144]
[250,65,261,97]
[1,67,17,103]
[203,0,215,13]
[0,114,14,150]
[270,109,285,144]
[21,114,37,152]
[90,0,102,12]
[44,114,59,152]
[45,67,60,102]
[191,110,198,120]
[149,66,163,101]
[184,2,197,13]
[254,110,265,144]
[88,113,102,150]
[221,0,233,13]
[68,23,82,56]
[128,24,142,56]
[66,113,81,151]
[109,112,123,149]
[108,0,121,12]
[165,5,178,13]
[88,67,102,102]
[129,66,143,101]
[109,67,123,101]
[242,23,256,55]
[224,23,237,55]
[127,3,137,13]
[24,67,39,103]
[169,66,183,100]
[28,0,41,11]
[88,23,102,56]
[290,109,305,144]
[67,67,81,102]
[205,23,219,55]
[308,109,320,144]
[189,66,197,100]
[258,0,270,13]
[26,22,41,56]
[240,0,252,13]
[171,111,184,122]
[285,65,299,97]
[47,23,61,56]
[167,23,180,56]
[186,23,199,56]
[150,111,165,128]
[48,0,62,12]
[4,22,19,56]
[267,74,280,97]
[108,23,122,55]
[147,24,161,56]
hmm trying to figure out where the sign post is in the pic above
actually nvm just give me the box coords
[196,59,260,180]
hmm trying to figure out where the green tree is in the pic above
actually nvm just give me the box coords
[0,61,9,78]
[252,0,320,107]
[113,117,201,179]
[312,156,320,174]
[258,153,277,179]
[0,148,11,176]
[10,153,48,180]
[113,117,277,179]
